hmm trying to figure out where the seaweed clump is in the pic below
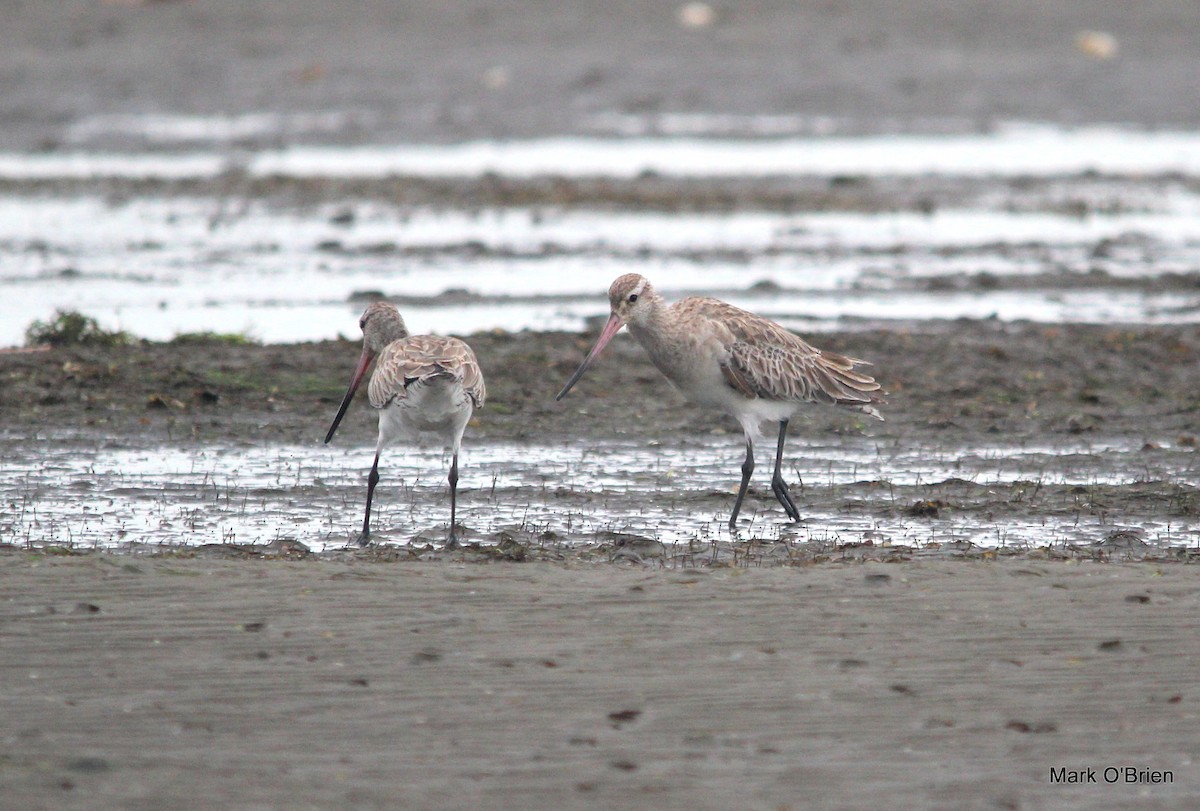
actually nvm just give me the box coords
[24,310,131,348]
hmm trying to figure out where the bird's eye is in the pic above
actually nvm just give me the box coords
[628,294,639,303]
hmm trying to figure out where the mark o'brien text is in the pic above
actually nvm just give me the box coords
[1050,767,1173,784]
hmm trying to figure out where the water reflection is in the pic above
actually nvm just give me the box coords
[2,439,1196,552]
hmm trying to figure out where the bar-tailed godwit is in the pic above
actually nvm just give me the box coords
[556,274,884,530]
[325,301,486,545]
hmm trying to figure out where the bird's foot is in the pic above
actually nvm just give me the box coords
[355,531,372,547]
[771,477,802,522]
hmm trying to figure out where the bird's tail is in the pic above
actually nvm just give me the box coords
[819,351,887,421]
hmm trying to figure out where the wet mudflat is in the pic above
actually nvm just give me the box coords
[4,324,1197,809]
[2,321,1198,556]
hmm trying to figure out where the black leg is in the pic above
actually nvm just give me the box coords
[357,450,381,546]
[771,419,801,522]
[447,451,460,548]
[728,438,755,530]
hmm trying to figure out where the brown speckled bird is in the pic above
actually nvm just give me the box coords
[325,301,485,545]
[557,273,884,530]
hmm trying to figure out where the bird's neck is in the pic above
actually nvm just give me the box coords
[626,298,678,354]
[371,324,409,351]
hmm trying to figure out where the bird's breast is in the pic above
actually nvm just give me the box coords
[631,323,734,408]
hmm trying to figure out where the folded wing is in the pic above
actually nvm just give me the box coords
[677,297,885,419]
[368,335,486,410]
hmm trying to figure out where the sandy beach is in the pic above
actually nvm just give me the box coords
[3,554,1199,810]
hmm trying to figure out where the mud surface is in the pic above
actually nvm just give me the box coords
[3,321,1199,554]
[5,320,1200,449]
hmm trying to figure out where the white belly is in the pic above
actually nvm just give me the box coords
[377,379,473,449]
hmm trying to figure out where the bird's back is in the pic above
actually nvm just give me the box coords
[368,335,486,411]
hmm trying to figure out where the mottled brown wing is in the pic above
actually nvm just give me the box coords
[728,339,883,407]
[367,335,486,410]
[678,297,885,415]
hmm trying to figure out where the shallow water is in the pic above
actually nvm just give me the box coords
[3,438,1196,553]
[6,123,1200,346]
[3,186,1200,346]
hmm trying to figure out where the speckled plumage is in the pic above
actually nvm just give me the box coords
[558,273,886,529]
[367,333,486,412]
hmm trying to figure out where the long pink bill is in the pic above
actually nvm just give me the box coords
[555,313,625,401]
[324,347,375,444]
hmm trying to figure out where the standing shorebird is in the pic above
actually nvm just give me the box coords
[324,301,486,545]
[556,274,884,530]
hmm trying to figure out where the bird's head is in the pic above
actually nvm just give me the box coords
[555,274,659,401]
[607,273,657,328]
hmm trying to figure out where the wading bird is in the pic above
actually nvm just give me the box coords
[325,302,485,545]
[556,274,884,530]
